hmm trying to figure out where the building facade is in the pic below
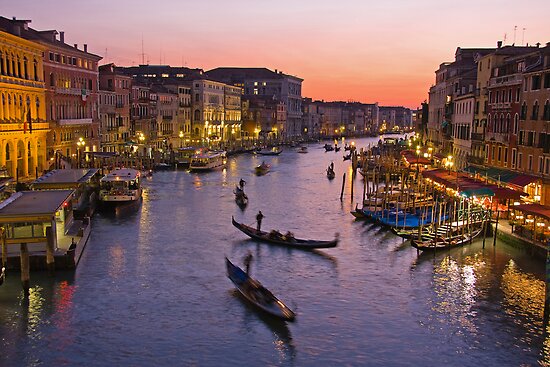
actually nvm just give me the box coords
[0,17,49,179]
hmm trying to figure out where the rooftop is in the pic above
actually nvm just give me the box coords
[0,190,73,218]
[32,169,99,187]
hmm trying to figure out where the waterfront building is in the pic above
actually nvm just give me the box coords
[452,92,475,169]
[36,30,102,168]
[517,44,550,205]
[130,84,154,156]
[241,96,285,140]
[428,47,494,154]
[191,77,228,144]
[0,17,50,179]
[152,85,178,151]
[378,106,413,132]
[98,63,131,153]
[206,67,303,139]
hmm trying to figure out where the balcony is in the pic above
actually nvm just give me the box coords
[0,121,50,132]
[59,118,92,126]
[485,131,510,144]
[488,74,522,87]
[471,132,484,141]
[56,87,90,96]
[489,102,512,110]
[0,74,44,89]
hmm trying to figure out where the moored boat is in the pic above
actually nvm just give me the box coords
[257,147,282,156]
[99,168,142,206]
[189,150,227,171]
[327,168,335,179]
[226,257,296,321]
[297,146,308,153]
[232,216,338,249]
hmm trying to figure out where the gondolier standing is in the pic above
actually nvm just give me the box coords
[243,251,253,275]
[239,178,246,189]
[256,210,264,232]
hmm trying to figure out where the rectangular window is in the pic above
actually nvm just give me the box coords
[544,73,550,89]
[511,148,517,169]
[492,146,496,163]
[528,155,533,171]
[504,148,508,166]
[497,146,502,162]
[485,144,489,162]
[532,75,541,90]
[539,156,544,173]
[49,52,54,61]
[518,152,523,169]
[545,157,550,175]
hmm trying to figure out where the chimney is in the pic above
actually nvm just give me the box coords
[11,17,20,36]
[275,69,277,74]
[84,44,88,53]
[497,41,502,48]
[59,31,64,43]
[74,44,78,49]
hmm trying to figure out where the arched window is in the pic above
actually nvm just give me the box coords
[194,109,200,121]
[520,102,527,120]
[50,72,55,87]
[33,59,38,81]
[532,101,539,120]
[5,144,10,161]
[513,113,519,135]
[544,100,550,121]
[505,114,511,133]
[27,142,31,157]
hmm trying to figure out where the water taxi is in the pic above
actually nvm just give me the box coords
[176,147,202,167]
[189,150,227,171]
[99,168,142,205]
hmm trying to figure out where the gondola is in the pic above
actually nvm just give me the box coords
[255,162,271,175]
[324,144,334,152]
[411,227,483,251]
[334,146,341,152]
[231,216,339,249]
[226,257,296,321]
[343,153,351,161]
[234,186,248,207]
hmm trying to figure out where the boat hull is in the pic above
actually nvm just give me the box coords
[232,216,338,249]
[226,258,295,321]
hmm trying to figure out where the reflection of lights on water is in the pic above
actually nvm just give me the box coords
[24,286,45,335]
[193,175,203,188]
[109,245,126,278]
[501,260,544,334]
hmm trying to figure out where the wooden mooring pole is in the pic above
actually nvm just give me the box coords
[340,173,346,201]
[46,226,55,275]
[493,210,500,247]
[20,243,30,297]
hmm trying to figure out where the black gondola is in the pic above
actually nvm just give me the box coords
[231,216,338,249]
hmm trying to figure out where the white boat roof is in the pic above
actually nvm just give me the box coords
[192,150,226,158]
[101,168,140,182]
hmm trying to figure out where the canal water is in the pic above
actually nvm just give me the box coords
[0,136,547,366]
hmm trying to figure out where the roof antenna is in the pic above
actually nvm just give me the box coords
[522,28,526,45]
[513,25,517,44]
[141,34,145,65]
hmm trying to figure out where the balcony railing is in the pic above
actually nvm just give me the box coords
[471,132,484,141]
[59,118,92,126]
[56,87,90,96]
[0,121,50,132]
[488,74,522,87]
[485,131,510,144]
[0,75,44,89]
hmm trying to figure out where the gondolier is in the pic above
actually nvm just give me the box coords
[239,178,246,189]
[256,210,264,231]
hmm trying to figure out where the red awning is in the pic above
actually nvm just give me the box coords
[508,174,540,187]
[491,187,524,200]
[513,204,550,221]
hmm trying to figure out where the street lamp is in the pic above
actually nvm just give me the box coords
[76,137,86,168]
[179,130,184,147]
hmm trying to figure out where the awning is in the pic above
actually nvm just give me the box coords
[464,166,540,188]
[512,204,550,221]
[509,174,540,187]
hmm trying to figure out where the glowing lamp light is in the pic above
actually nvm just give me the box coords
[514,201,521,206]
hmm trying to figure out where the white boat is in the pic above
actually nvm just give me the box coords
[176,147,202,167]
[99,168,142,205]
[189,150,227,171]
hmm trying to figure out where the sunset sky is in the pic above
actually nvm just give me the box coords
[3,0,549,108]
